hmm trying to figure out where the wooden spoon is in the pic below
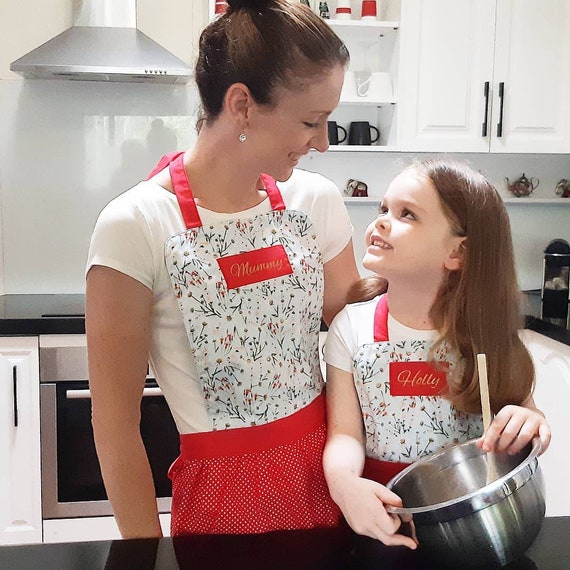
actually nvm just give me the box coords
[477,353,498,484]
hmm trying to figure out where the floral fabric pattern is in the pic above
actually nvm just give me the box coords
[353,340,483,462]
[165,210,324,430]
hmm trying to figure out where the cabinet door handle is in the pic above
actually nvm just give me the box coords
[12,365,18,427]
[482,81,490,137]
[496,82,505,137]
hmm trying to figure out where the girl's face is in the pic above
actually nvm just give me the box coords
[247,65,345,181]
[363,170,465,283]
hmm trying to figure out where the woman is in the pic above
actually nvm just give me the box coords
[86,0,359,539]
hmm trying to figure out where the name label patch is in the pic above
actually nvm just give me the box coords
[217,244,293,289]
[389,361,448,396]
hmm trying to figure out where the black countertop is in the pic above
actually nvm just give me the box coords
[0,294,85,335]
[0,294,569,347]
[0,517,568,570]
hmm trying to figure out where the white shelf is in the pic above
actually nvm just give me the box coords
[324,145,398,152]
[328,19,400,31]
[343,197,380,204]
[503,198,570,205]
[339,97,396,106]
[327,19,399,42]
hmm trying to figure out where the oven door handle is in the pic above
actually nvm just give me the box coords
[65,387,164,399]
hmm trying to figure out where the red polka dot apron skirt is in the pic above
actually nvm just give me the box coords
[355,295,483,485]
[153,153,341,535]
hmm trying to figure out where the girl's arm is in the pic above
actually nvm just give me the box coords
[86,265,163,539]
[478,396,551,455]
[323,364,417,549]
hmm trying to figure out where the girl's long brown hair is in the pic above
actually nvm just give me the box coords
[350,159,534,415]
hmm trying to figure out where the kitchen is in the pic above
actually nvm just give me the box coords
[1,0,570,566]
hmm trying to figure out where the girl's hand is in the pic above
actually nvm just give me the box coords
[477,404,551,455]
[331,475,418,549]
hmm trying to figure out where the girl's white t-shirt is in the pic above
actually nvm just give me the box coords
[87,168,353,434]
[324,296,438,373]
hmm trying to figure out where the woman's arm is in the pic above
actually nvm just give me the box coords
[323,364,417,549]
[478,395,551,455]
[86,265,163,538]
[322,239,360,325]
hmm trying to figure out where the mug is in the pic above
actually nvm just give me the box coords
[327,121,347,145]
[348,121,380,145]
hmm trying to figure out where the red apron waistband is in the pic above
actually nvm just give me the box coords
[179,393,326,460]
[363,456,410,486]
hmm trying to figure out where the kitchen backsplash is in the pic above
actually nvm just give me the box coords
[0,78,568,294]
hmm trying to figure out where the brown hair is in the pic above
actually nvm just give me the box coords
[195,0,349,123]
[350,159,534,414]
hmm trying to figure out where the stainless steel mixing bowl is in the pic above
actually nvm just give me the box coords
[386,438,545,568]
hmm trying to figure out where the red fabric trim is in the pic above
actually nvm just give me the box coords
[169,154,202,229]
[147,155,285,228]
[179,394,326,459]
[362,456,410,486]
[373,294,389,342]
[260,173,286,211]
[146,151,184,179]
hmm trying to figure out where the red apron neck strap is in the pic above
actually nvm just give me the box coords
[147,156,286,230]
[169,154,203,229]
[146,152,184,180]
[260,174,286,211]
[373,294,389,342]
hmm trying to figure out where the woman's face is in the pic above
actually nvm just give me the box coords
[363,170,465,283]
[247,65,345,181]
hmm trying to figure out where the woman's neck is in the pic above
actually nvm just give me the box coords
[183,136,266,213]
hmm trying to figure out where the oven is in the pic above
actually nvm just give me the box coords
[39,335,179,519]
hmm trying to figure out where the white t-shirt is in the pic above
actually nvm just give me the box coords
[87,168,353,434]
[324,296,438,372]
[324,296,484,463]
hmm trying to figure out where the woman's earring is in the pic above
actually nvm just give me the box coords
[238,132,247,143]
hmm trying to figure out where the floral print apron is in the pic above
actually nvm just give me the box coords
[356,295,483,485]
[152,153,341,534]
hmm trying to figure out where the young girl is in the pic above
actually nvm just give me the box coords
[322,159,551,550]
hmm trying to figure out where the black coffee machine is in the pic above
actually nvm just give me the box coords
[541,239,570,328]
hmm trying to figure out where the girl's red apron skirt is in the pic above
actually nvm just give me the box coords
[168,394,342,535]
[362,457,410,486]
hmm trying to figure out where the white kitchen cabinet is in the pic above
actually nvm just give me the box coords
[43,514,171,544]
[328,18,400,150]
[0,337,42,545]
[521,330,570,517]
[207,1,401,150]
[398,0,570,153]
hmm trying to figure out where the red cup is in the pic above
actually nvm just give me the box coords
[215,1,228,14]
[361,0,377,19]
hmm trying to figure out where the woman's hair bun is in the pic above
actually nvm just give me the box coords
[227,0,270,11]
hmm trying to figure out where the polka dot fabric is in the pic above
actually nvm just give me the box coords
[169,397,341,535]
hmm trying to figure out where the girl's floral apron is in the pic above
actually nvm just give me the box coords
[354,294,483,485]
[152,153,341,535]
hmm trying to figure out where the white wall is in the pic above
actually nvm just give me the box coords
[0,79,201,293]
[0,0,568,295]
[299,151,570,291]
[0,0,209,295]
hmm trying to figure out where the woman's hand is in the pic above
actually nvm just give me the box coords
[331,474,418,549]
[477,403,551,455]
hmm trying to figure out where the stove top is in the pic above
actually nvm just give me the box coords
[0,294,85,335]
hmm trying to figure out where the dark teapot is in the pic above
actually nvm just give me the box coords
[505,173,539,197]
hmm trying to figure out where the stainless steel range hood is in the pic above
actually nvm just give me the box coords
[10,0,192,84]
